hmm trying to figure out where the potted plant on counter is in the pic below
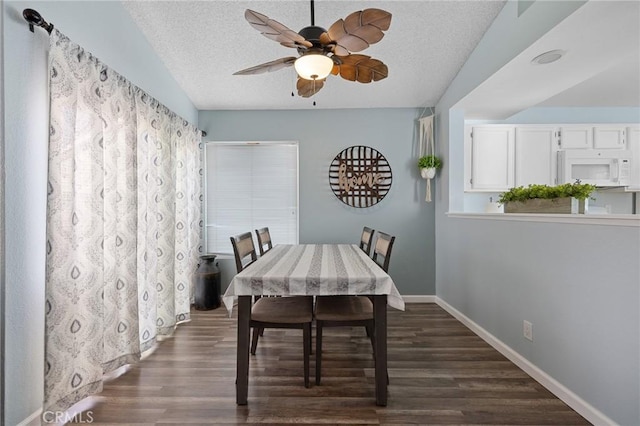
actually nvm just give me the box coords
[418,155,442,179]
[498,181,596,214]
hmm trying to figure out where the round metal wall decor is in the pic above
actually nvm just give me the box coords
[329,145,393,208]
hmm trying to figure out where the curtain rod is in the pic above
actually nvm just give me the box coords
[22,8,207,138]
[23,8,53,34]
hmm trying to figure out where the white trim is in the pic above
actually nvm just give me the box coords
[17,407,42,426]
[402,295,436,303]
[447,211,639,227]
[435,297,616,426]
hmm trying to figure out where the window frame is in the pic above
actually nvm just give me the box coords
[202,140,300,255]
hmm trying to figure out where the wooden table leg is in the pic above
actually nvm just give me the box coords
[236,296,251,405]
[373,294,387,406]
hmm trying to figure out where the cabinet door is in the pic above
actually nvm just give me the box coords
[628,126,640,189]
[515,127,556,186]
[471,127,514,190]
[559,126,592,149]
[594,126,626,149]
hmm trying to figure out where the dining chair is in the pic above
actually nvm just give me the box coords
[230,231,314,388]
[254,227,274,339]
[371,231,396,273]
[255,227,273,255]
[314,231,396,385]
[360,226,375,255]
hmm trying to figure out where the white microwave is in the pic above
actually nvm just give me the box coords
[558,150,631,187]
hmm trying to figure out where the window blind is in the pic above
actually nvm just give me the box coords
[204,142,299,254]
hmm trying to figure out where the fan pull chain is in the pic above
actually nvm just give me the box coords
[292,68,296,97]
[312,77,317,105]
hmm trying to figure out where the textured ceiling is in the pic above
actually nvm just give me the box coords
[123,1,506,110]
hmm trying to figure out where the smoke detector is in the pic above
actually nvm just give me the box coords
[531,49,566,65]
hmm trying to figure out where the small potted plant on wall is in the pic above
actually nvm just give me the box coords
[418,155,442,179]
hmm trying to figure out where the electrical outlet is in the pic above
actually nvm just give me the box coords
[523,320,533,341]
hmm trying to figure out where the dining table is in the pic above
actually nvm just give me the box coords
[222,243,405,406]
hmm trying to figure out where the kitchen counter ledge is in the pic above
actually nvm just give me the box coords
[446,212,640,227]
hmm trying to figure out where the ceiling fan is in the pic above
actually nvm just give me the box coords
[233,0,392,98]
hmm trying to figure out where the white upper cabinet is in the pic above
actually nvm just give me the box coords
[465,123,637,193]
[515,127,557,186]
[469,126,514,190]
[594,126,626,149]
[559,125,627,149]
[559,126,592,149]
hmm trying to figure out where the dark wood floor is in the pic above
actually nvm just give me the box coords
[72,303,590,425]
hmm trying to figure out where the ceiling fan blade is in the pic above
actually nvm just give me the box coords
[331,54,388,83]
[297,77,325,98]
[319,32,349,56]
[245,9,313,49]
[234,57,297,75]
[346,8,392,32]
[324,9,392,53]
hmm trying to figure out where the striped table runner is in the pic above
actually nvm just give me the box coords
[223,244,405,313]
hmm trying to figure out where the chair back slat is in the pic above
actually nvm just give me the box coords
[230,232,258,273]
[360,226,375,255]
[372,231,395,272]
[255,227,273,255]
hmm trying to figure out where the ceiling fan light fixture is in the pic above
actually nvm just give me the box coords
[294,53,334,80]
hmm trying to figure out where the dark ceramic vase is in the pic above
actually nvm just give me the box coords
[194,254,221,310]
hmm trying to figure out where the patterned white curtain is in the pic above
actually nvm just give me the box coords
[44,30,202,412]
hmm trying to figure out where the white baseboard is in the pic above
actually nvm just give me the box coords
[435,297,616,426]
[17,407,42,426]
[402,295,436,303]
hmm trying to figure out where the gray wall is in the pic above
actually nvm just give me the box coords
[439,216,639,424]
[198,108,436,297]
[0,0,5,419]
[2,2,196,424]
[435,1,639,425]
